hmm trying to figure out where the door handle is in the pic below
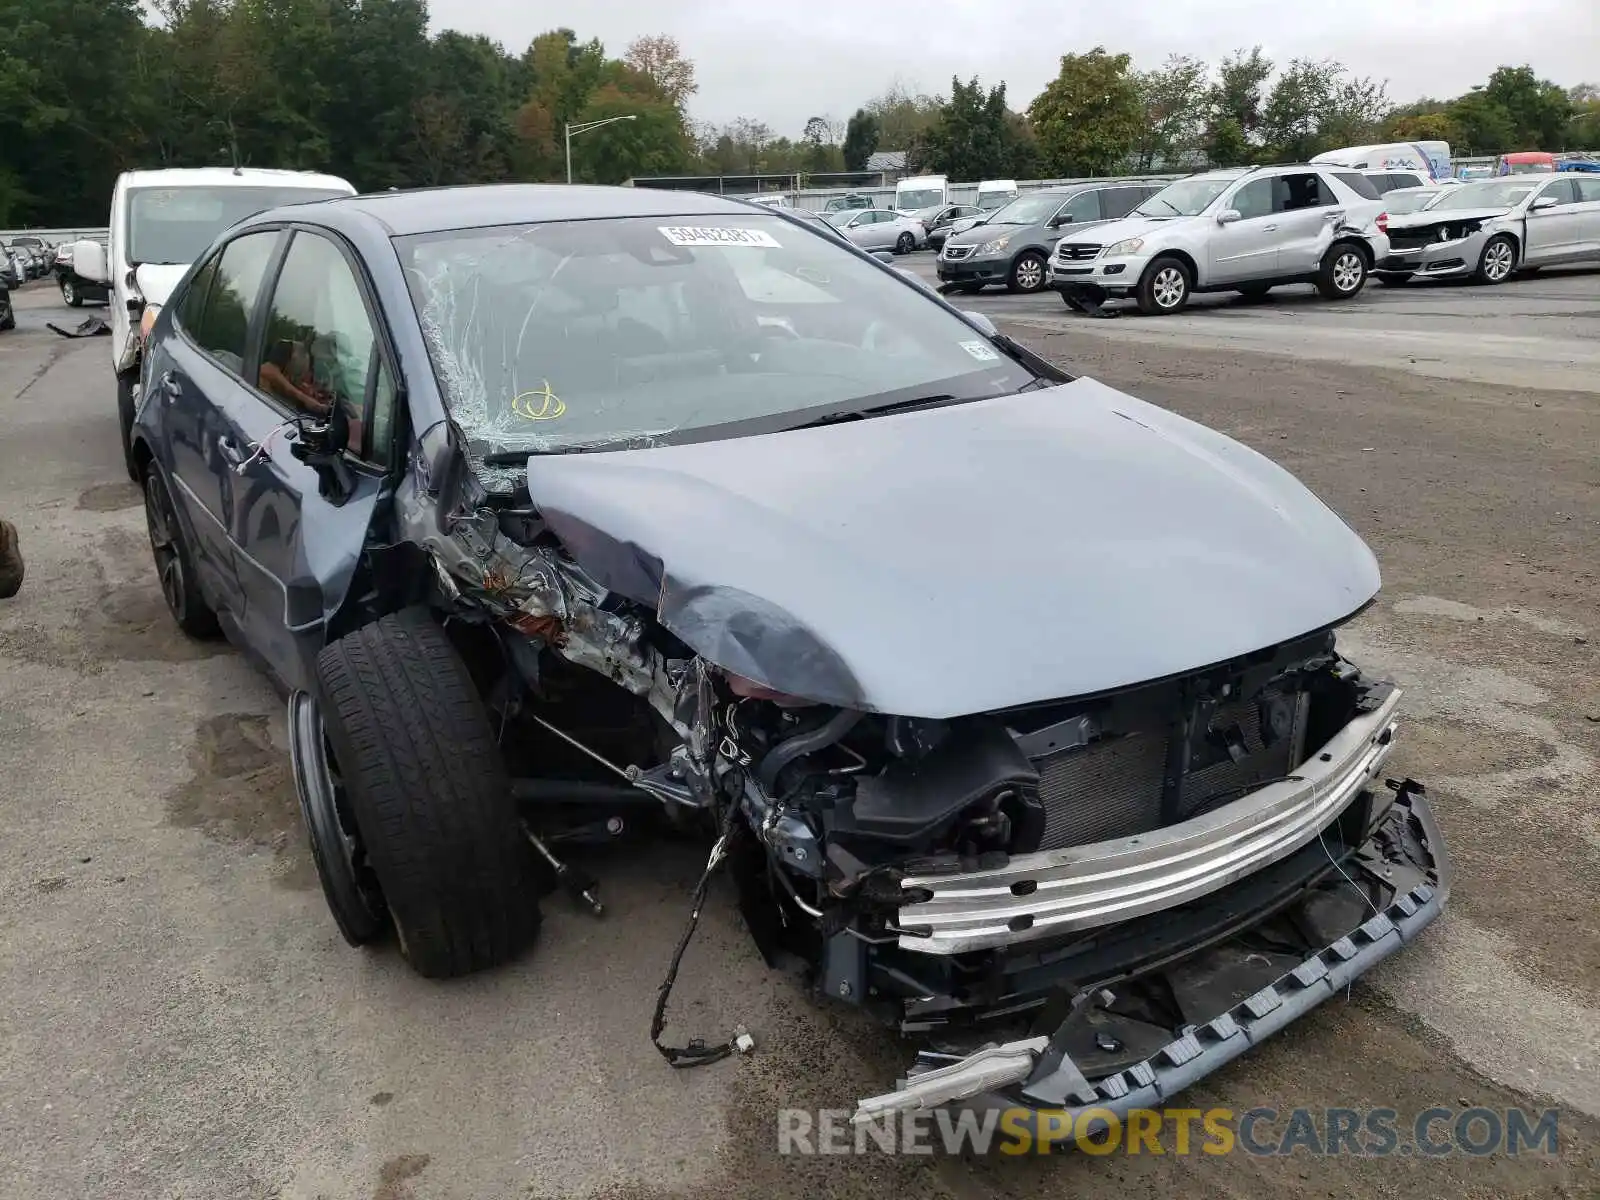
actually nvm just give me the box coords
[216,434,247,468]
[159,370,182,400]
[1263,224,1278,231]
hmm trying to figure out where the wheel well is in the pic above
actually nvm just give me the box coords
[1485,230,1521,262]
[131,436,154,479]
[1147,249,1199,283]
[1331,237,1372,267]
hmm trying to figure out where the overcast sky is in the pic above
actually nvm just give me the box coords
[428,0,1595,136]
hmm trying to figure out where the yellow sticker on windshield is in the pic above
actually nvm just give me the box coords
[512,381,566,421]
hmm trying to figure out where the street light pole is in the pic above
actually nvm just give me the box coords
[565,114,638,183]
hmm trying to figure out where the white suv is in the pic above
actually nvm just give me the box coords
[1052,165,1390,315]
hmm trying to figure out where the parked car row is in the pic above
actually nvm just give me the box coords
[2,239,49,285]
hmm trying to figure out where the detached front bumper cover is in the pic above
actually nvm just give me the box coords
[855,785,1449,1131]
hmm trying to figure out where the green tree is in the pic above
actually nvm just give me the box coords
[1203,46,1273,166]
[1132,54,1208,171]
[842,109,880,171]
[623,34,697,113]
[1481,65,1573,148]
[1028,48,1143,177]
[865,83,945,150]
[913,76,1014,180]
[1260,58,1388,161]
[1446,90,1515,154]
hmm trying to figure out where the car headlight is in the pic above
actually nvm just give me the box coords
[139,303,162,343]
[977,236,1011,255]
[1105,237,1145,257]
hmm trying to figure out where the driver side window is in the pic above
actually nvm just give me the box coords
[258,231,392,464]
[1231,179,1275,220]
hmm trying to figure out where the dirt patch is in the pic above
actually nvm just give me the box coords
[369,1091,394,1107]
[33,876,67,893]
[374,1153,430,1200]
[166,714,309,886]
[76,482,142,512]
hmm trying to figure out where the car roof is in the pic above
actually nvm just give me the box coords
[118,166,355,192]
[284,184,795,237]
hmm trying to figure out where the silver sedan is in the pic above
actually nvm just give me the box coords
[824,208,928,253]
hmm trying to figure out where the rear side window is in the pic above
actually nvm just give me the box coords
[1576,178,1600,203]
[1279,174,1330,210]
[1098,186,1147,218]
[184,230,280,376]
[1334,172,1382,200]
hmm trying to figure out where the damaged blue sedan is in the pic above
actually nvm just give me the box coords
[129,184,1447,1126]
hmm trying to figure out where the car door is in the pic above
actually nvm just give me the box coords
[844,212,877,247]
[150,228,284,620]
[218,227,397,691]
[1273,173,1345,275]
[1523,177,1583,263]
[1209,177,1282,282]
[1573,177,1600,259]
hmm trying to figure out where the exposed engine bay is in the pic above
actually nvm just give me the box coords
[385,431,1439,1081]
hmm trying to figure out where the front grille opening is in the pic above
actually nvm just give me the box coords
[1022,683,1314,851]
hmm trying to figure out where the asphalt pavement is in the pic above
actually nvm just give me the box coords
[2,272,1599,1199]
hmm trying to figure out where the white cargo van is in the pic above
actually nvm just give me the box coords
[976,179,1019,211]
[70,166,356,478]
[894,174,948,214]
[1310,142,1452,183]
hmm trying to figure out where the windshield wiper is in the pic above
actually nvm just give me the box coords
[787,393,963,430]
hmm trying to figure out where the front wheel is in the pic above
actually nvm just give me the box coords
[895,232,914,254]
[1475,235,1516,284]
[315,608,543,979]
[1316,244,1369,299]
[1136,256,1191,315]
[1008,251,1048,293]
[61,276,82,307]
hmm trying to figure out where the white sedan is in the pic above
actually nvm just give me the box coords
[823,207,927,253]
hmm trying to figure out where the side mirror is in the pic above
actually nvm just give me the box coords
[72,239,109,283]
[1530,196,1558,212]
[1049,214,1072,228]
[1216,209,1242,226]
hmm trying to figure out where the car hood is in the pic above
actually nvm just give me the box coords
[1387,206,1513,228]
[524,379,1380,718]
[133,263,191,307]
[1067,214,1192,246]
[944,221,1033,248]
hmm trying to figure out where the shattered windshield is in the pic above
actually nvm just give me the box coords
[1135,177,1235,217]
[396,215,1038,466]
[127,186,348,265]
[1428,181,1538,210]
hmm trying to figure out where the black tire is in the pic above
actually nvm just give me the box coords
[1236,283,1273,300]
[144,466,221,638]
[117,368,140,481]
[1316,243,1369,299]
[1474,235,1516,285]
[895,232,915,254]
[0,299,13,332]
[61,276,82,307]
[1375,272,1413,286]
[1135,255,1191,315]
[1061,290,1088,313]
[1008,251,1048,293]
[315,608,541,979]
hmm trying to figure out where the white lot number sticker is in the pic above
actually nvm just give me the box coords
[659,226,781,248]
[959,340,1000,361]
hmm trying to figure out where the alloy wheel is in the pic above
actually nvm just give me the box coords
[1152,266,1187,309]
[1483,240,1514,282]
[1332,251,1364,293]
[1013,255,1045,291]
[144,474,186,622]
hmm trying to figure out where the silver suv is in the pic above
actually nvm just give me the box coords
[1053,165,1390,315]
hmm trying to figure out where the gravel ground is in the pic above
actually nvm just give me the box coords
[1,273,1598,1200]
